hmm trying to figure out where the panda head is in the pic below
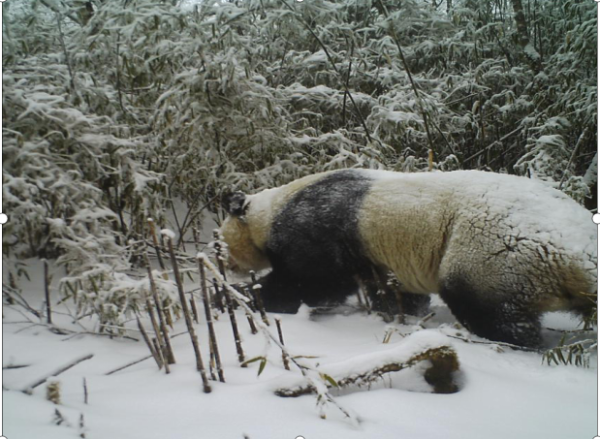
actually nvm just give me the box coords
[222,191,249,217]
[220,191,271,273]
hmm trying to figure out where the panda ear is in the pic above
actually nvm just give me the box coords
[222,191,249,217]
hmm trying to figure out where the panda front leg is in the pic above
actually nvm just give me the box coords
[439,277,543,349]
[252,271,303,314]
[253,270,358,314]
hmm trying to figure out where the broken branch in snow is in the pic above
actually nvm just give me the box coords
[105,355,153,376]
[104,331,190,375]
[147,218,168,279]
[275,345,459,397]
[22,353,94,394]
[3,364,31,370]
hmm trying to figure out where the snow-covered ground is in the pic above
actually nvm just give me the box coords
[2,259,597,439]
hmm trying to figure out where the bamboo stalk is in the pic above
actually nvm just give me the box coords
[144,289,168,371]
[246,314,258,335]
[249,271,270,326]
[192,220,201,253]
[275,317,290,371]
[241,284,257,312]
[83,377,88,404]
[137,316,163,370]
[152,337,167,372]
[147,218,168,280]
[144,252,176,365]
[212,230,228,281]
[198,260,225,383]
[164,306,174,328]
[79,413,86,438]
[43,259,52,325]
[428,149,434,171]
[212,278,225,313]
[167,236,212,393]
[240,283,258,333]
[222,282,246,365]
[208,351,217,381]
[190,296,199,324]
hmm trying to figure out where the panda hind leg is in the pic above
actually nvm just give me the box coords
[439,277,543,349]
[400,292,432,317]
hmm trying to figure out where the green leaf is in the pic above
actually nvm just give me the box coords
[258,358,267,376]
[321,373,338,388]
[240,356,265,367]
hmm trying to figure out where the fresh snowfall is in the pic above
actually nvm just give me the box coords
[2,255,597,439]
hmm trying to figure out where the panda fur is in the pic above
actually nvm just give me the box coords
[220,169,597,348]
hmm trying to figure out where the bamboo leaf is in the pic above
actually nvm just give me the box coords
[258,358,267,376]
[321,373,338,388]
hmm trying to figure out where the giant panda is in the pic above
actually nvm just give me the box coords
[220,169,597,348]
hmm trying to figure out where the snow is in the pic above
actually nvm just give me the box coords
[2,259,597,439]
[70,208,118,223]
[524,43,541,61]
[304,50,328,64]
[160,228,177,241]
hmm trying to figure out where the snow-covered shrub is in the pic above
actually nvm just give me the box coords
[60,266,179,336]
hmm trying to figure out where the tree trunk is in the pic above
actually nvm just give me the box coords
[511,0,529,47]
